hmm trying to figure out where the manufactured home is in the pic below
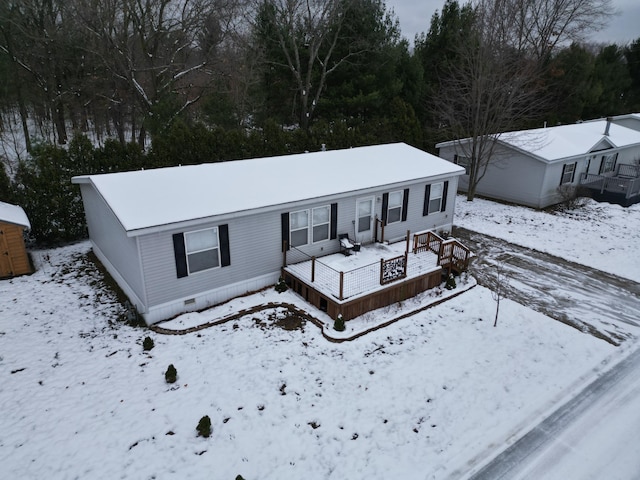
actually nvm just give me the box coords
[0,201,32,278]
[73,143,466,325]
[437,118,640,208]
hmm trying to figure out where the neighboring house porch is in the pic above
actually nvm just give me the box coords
[580,164,640,206]
[282,230,471,321]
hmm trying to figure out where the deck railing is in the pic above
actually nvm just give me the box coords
[413,231,471,273]
[581,171,640,199]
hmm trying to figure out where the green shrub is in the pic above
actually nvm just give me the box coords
[333,314,345,332]
[196,415,212,438]
[165,364,177,384]
[275,276,288,293]
[445,274,457,290]
[142,336,154,351]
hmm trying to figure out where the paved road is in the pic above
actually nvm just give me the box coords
[467,346,640,479]
[452,226,640,344]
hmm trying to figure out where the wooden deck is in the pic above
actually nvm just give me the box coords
[282,232,471,321]
[580,164,640,206]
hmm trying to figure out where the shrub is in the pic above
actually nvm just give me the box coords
[165,364,177,384]
[275,276,288,293]
[333,314,345,332]
[196,415,212,438]
[445,274,457,290]
[142,336,154,351]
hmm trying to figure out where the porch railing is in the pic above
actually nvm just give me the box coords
[581,171,640,199]
[413,231,471,273]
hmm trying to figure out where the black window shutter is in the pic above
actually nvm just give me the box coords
[571,163,576,182]
[441,181,449,212]
[560,164,567,186]
[423,184,431,216]
[281,212,290,251]
[172,233,188,278]
[454,154,458,164]
[401,188,409,221]
[219,224,231,267]
[330,203,338,240]
[381,193,389,224]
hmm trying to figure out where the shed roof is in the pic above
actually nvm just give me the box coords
[73,143,464,234]
[0,201,30,229]
[436,119,640,163]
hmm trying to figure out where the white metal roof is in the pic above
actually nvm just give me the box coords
[436,119,640,163]
[0,201,30,229]
[73,143,464,233]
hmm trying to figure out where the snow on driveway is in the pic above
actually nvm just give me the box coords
[453,227,640,345]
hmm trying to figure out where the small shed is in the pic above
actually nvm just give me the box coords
[0,201,32,278]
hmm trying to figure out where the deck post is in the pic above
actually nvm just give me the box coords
[311,256,316,282]
[404,251,408,277]
[405,230,410,254]
[339,271,344,300]
[379,258,384,284]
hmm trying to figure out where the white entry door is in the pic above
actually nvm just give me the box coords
[355,197,374,244]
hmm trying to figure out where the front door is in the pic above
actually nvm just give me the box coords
[355,197,374,244]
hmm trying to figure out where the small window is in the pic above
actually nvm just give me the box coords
[455,155,471,175]
[387,191,403,224]
[290,210,309,247]
[312,206,330,243]
[560,163,576,185]
[428,182,443,214]
[599,153,617,174]
[185,228,220,274]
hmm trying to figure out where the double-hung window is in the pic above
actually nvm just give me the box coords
[185,227,220,274]
[387,191,403,224]
[312,206,330,243]
[290,210,309,247]
[560,162,576,185]
[428,182,444,214]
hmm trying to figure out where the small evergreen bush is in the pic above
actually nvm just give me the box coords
[275,276,288,293]
[445,274,456,290]
[333,314,345,332]
[143,336,154,351]
[165,364,177,384]
[196,415,212,438]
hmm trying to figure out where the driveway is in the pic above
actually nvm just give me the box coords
[452,226,640,345]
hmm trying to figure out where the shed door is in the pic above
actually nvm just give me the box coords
[0,227,13,277]
[355,197,374,244]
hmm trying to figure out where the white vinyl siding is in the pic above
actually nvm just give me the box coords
[185,228,220,273]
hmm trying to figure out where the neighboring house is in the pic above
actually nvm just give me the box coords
[436,118,640,208]
[73,143,465,325]
[611,113,640,132]
[0,201,33,278]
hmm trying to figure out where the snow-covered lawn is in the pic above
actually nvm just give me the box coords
[455,196,640,283]
[0,197,637,479]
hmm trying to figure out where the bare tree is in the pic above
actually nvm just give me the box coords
[433,0,614,201]
[491,261,510,327]
[252,0,368,130]
[75,0,241,146]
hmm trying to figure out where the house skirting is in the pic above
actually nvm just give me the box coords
[282,267,443,322]
[143,271,280,325]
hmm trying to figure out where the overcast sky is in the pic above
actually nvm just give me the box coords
[386,0,640,46]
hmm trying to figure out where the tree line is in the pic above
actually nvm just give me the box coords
[0,0,638,244]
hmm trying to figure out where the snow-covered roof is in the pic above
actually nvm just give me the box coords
[73,143,464,234]
[0,201,30,229]
[436,119,640,163]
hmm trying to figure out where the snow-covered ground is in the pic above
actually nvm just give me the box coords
[455,196,640,283]
[1,196,638,479]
